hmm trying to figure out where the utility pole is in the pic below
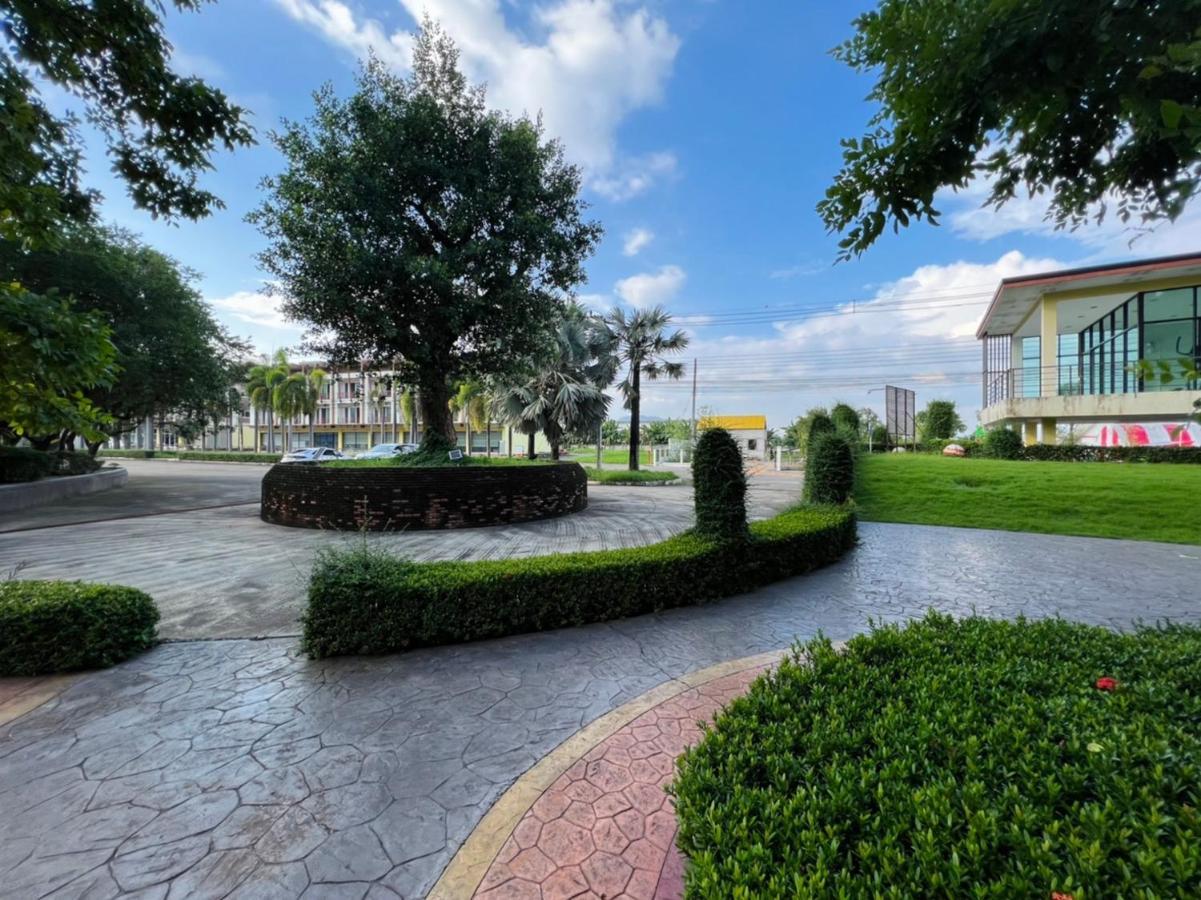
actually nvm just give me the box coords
[689,357,698,441]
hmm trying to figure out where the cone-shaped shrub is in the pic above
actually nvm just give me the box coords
[804,431,854,504]
[691,427,747,540]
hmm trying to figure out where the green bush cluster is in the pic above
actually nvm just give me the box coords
[691,428,747,539]
[301,505,856,658]
[919,437,982,456]
[1024,443,1201,464]
[804,432,855,504]
[582,467,678,484]
[0,580,160,675]
[982,426,1025,459]
[673,614,1201,898]
[0,447,102,483]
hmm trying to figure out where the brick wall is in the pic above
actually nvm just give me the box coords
[260,462,588,530]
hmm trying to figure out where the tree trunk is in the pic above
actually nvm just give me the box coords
[486,420,492,457]
[309,410,315,449]
[628,366,641,471]
[86,439,102,457]
[464,416,471,455]
[417,376,457,447]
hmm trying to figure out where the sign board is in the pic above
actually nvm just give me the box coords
[884,385,916,444]
[448,449,464,461]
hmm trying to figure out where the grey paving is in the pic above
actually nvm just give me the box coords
[0,462,801,639]
[1,522,1198,898]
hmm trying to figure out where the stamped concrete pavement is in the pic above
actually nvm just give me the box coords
[1,522,1197,898]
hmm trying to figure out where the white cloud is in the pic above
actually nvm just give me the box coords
[622,227,654,256]
[939,177,1201,260]
[272,0,680,186]
[769,259,827,280]
[591,151,678,201]
[208,290,296,330]
[634,251,1068,428]
[615,264,686,308]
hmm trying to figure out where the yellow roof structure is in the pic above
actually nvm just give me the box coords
[698,415,767,431]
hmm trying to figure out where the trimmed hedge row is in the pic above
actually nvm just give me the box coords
[177,451,279,463]
[582,467,678,484]
[301,504,857,658]
[673,614,1201,898]
[918,438,1201,464]
[99,449,178,459]
[0,580,159,675]
[0,447,102,483]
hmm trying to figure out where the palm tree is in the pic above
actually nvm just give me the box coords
[452,380,490,454]
[275,372,308,452]
[401,388,417,443]
[301,368,328,449]
[494,309,615,460]
[246,357,288,454]
[605,306,689,470]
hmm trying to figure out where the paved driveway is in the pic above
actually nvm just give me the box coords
[0,461,802,639]
[1,522,1197,898]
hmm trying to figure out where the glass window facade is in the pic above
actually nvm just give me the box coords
[1067,284,1200,395]
[1020,336,1041,397]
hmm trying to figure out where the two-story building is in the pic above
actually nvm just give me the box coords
[978,254,1201,446]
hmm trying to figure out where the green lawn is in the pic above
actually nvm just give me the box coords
[565,446,652,466]
[855,454,1201,544]
[583,466,678,484]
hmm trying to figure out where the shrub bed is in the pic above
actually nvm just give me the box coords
[301,504,856,657]
[0,580,159,675]
[0,447,103,482]
[1024,443,1201,463]
[673,614,1201,898]
[582,467,678,484]
[177,450,279,463]
[99,449,177,459]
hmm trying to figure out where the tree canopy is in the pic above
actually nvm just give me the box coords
[820,0,1201,258]
[1,0,253,246]
[0,226,248,444]
[250,23,601,446]
[917,400,965,441]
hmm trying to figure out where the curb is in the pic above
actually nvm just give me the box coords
[0,466,128,512]
[429,649,787,899]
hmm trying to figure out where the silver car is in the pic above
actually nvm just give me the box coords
[279,447,346,464]
[357,442,419,459]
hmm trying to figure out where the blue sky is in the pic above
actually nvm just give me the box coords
[76,0,1200,429]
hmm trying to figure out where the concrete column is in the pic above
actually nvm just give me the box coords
[1039,296,1059,398]
[1023,420,1038,446]
[1040,418,1058,446]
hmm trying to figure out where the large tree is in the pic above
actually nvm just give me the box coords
[250,24,601,449]
[820,1,1201,258]
[0,225,248,450]
[606,306,689,470]
[1,0,253,246]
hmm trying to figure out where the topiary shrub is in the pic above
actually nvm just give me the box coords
[983,426,1025,459]
[673,614,1201,898]
[0,446,57,483]
[804,431,855,504]
[0,580,159,675]
[692,427,747,539]
[806,411,835,445]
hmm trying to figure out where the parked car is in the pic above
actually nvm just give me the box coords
[279,447,346,464]
[357,442,419,459]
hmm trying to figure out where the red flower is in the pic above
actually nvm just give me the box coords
[1051,893,1075,900]
[1094,677,1118,692]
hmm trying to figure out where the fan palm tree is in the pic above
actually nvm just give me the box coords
[494,309,616,460]
[605,306,688,470]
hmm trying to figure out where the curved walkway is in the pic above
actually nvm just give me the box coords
[0,524,1198,898]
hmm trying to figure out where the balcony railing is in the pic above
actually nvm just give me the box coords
[984,363,1199,406]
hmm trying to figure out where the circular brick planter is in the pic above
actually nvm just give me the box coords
[260,461,588,531]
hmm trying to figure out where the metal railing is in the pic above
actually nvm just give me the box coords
[984,363,1199,406]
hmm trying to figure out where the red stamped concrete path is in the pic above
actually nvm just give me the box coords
[472,666,767,900]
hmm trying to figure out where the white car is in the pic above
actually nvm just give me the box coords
[279,447,346,464]
[357,442,420,459]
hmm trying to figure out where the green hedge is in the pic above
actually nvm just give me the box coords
[673,614,1201,898]
[0,447,102,483]
[1024,443,1201,463]
[582,467,678,484]
[176,450,279,463]
[302,505,856,658]
[99,449,177,459]
[0,580,159,675]
[983,426,1025,459]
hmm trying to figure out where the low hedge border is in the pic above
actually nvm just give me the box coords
[301,504,856,658]
[0,580,159,675]
[177,451,279,463]
[918,439,1201,463]
[673,614,1201,897]
[99,449,178,459]
[582,466,679,484]
[0,447,103,483]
